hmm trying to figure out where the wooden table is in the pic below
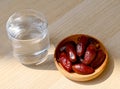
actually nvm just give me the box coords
[0,0,120,89]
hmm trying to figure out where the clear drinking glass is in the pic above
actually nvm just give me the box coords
[6,9,50,65]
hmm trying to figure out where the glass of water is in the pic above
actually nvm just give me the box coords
[6,9,50,65]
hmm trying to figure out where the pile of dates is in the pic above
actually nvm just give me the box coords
[57,35,106,75]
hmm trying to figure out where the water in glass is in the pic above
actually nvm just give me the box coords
[6,10,50,65]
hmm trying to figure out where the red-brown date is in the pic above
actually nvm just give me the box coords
[72,63,94,74]
[76,35,88,57]
[83,44,97,65]
[59,52,72,72]
[89,38,100,49]
[66,43,77,62]
[90,50,106,69]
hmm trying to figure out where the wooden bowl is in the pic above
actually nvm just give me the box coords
[54,34,108,81]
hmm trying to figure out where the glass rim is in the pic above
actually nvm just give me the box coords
[6,9,48,41]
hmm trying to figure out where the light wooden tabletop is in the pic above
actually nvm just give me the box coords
[0,0,120,89]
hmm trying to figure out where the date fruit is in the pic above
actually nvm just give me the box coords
[89,38,100,49]
[59,52,72,72]
[76,35,88,57]
[83,44,97,65]
[72,63,94,74]
[66,43,77,62]
[90,50,106,69]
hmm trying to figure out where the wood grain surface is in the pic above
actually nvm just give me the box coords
[0,0,120,89]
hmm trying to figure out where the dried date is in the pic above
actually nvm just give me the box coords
[72,63,94,74]
[66,43,77,62]
[82,44,97,65]
[59,52,72,72]
[90,50,106,69]
[76,35,88,57]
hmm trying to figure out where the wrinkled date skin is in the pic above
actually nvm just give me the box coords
[72,63,94,74]
[90,50,106,69]
[66,43,77,62]
[76,35,88,57]
[83,44,97,65]
[59,52,72,72]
